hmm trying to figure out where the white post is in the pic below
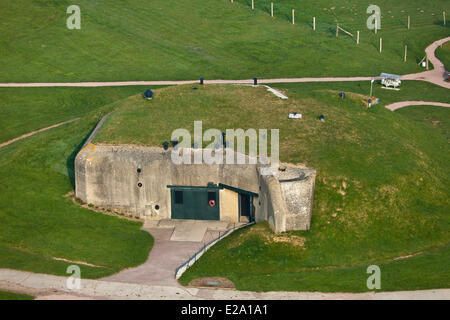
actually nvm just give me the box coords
[375,19,378,34]
[357,30,359,44]
[313,17,316,31]
[271,2,273,17]
[336,24,339,37]
[370,78,374,100]
[292,9,295,24]
[252,0,254,10]
[404,45,407,62]
[379,38,382,53]
[408,15,410,29]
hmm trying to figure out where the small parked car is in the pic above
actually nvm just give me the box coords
[380,73,401,88]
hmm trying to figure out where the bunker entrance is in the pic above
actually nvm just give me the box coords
[239,194,252,222]
[169,186,220,220]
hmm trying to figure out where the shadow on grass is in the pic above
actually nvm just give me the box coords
[65,123,97,189]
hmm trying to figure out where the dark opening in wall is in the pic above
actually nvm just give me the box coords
[174,191,183,204]
[137,182,142,188]
[155,205,160,210]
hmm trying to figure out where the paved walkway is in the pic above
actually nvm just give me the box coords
[0,269,449,300]
[385,101,450,111]
[102,226,223,287]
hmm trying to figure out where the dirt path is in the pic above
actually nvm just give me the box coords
[402,37,450,89]
[0,118,80,149]
[0,77,373,87]
[385,101,450,111]
[0,37,449,89]
[0,268,449,300]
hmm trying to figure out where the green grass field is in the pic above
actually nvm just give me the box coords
[0,290,33,300]
[93,82,449,291]
[0,88,154,279]
[0,86,156,144]
[0,0,448,292]
[0,0,448,82]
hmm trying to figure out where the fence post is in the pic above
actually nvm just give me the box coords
[444,11,447,26]
[357,30,359,44]
[408,15,410,29]
[404,45,407,62]
[271,2,273,17]
[292,9,295,24]
[379,38,382,53]
[336,24,339,37]
[252,0,254,10]
[313,17,316,31]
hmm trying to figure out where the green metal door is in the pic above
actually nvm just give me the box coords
[170,187,220,220]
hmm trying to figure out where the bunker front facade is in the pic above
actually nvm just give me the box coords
[75,145,316,233]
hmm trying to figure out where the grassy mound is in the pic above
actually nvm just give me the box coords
[95,82,449,291]
[0,0,448,82]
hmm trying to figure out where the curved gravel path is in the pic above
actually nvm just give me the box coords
[402,37,450,89]
[385,101,450,111]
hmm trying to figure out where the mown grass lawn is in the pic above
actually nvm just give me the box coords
[435,41,450,70]
[94,82,449,291]
[179,223,450,292]
[0,0,448,82]
[0,290,33,300]
[0,92,154,279]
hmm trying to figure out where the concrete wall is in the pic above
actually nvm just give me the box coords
[75,145,316,232]
[219,189,239,223]
[75,146,262,219]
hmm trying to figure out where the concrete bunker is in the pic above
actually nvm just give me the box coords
[75,145,316,233]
